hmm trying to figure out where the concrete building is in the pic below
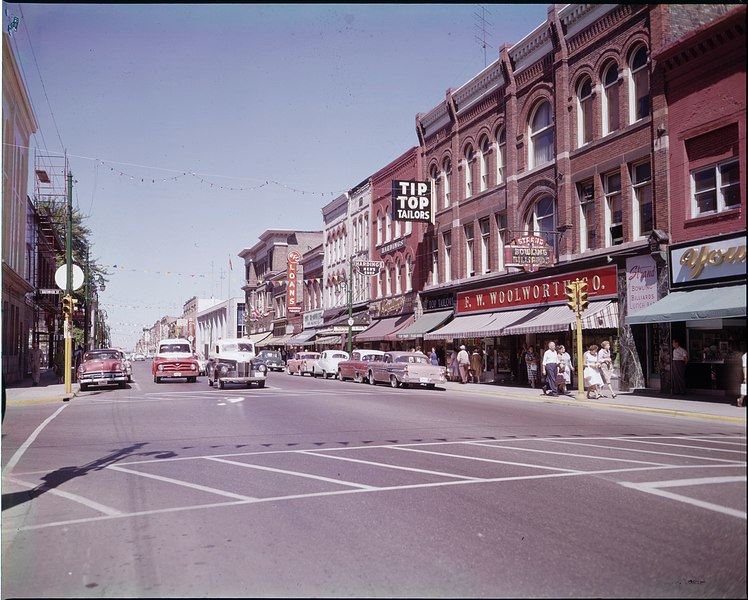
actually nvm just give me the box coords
[196,296,246,356]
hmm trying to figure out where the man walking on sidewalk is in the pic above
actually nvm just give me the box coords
[457,345,471,384]
[542,341,559,396]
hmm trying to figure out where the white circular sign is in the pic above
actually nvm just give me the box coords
[55,264,85,291]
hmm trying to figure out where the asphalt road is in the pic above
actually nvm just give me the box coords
[2,361,746,598]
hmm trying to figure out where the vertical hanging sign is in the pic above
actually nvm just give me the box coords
[287,251,301,314]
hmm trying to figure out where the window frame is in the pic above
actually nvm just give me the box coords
[576,76,594,147]
[628,45,650,124]
[496,127,506,185]
[464,223,475,276]
[577,180,597,252]
[529,101,554,170]
[604,170,624,246]
[631,160,653,239]
[690,159,741,217]
[601,62,619,136]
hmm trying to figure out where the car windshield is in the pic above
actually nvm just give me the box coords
[260,351,281,359]
[331,353,347,359]
[85,351,117,360]
[362,354,381,362]
[160,344,191,353]
[396,355,429,364]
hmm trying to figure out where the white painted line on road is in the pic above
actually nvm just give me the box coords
[468,442,669,466]
[619,476,747,520]
[533,439,746,464]
[204,456,377,490]
[225,397,245,403]
[389,446,582,473]
[2,404,68,476]
[609,438,747,454]
[107,464,256,500]
[300,450,482,480]
[5,475,123,516]
[6,463,744,534]
[678,436,747,447]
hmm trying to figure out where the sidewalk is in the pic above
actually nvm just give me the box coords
[4,368,77,404]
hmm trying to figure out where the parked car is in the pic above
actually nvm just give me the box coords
[337,349,385,383]
[256,349,285,372]
[286,351,321,376]
[366,351,446,389]
[133,353,146,361]
[151,338,199,383]
[312,350,349,379]
[206,338,267,389]
[78,348,129,391]
[114,349,133,383]
[194,353,208,375]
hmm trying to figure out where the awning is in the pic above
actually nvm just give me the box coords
[314,335,342,346]
[503,301,619,336]
[423,308,537,339]
[626,285,746,324]
[257,334,292,347]
[396,310,454,339]
[354,314,415,342]
[248,331,271,345]
[286,329,317,345]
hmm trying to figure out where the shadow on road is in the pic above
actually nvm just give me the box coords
[2,442,179,512]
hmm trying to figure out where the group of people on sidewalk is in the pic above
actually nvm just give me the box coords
[523,340,616,399]
[446,345,484,384]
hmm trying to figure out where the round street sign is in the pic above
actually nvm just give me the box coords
[55,264,85,291]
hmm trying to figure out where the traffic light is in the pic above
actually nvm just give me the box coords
[564,283,578,312]
[578,280,589,312]
[61,295,73,318]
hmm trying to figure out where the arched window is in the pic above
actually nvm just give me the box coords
[442,157,452,208]
[496,128,506,185]
[395,259,402,294]
[406,256,413,291]
[385,211,392,242]
[526,196,557,254]
[629,45,650,123]
[385,265,392,296]
[601,62,619,136]
[529,101,554,169]
[376,214,383,246]
[479,136,490,191]
[464,145,475,198]
[430,164,440,212]
[577,76,593,146]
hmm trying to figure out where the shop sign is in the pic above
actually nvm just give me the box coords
[287,251,301,314]
[426,294,454,311]
[457,265,617,314]
[670,234,746,288]
[304,309,324,328]
[391,180,433,222]
[504,235,554,271]
[626,255,658,314]
[355,260,384,275]
[370,293,415,319]
[380,239,405,255]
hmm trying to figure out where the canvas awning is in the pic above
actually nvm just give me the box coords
[354,314,415,342]
[257,334,293,347]
[247,331,271,345]
[502,301,619,336]
[286,329,317,345]
[423,308,537,339]
[396,310,454,339]
[314,335,342,346]
[626,286,745,324]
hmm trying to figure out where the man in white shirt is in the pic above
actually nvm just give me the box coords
[542,341,559,396]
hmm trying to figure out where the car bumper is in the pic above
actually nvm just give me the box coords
[220,373,267,383]
[400,375,445,386]
[79,372,127,386]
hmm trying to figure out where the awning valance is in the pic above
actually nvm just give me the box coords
[248,331,272,345]
[314,335,342,346]
[396,310,453,339]
[355,314,415,342]
[626,286,746,324]
[287,329,317,345]
[257,334,293,347]
[502,301,618,336]
[423,312,497,340]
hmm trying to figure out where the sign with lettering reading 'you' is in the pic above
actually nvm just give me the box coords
[392,180,433,222]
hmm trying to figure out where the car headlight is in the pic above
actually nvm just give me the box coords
[219,365,228,374]
[79,365,86,373]
[258,364,267,373]
[158,364,164,371]
[190,364,197,371]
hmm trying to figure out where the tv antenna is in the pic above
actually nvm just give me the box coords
[473,5,493,68]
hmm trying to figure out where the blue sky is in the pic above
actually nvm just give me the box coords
[4,3,549,349]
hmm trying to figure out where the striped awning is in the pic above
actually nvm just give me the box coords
[396,310,454,339]
[503,301,619,336]
[286,329,317,345]
[257,334,293,347]
[423,312,497,340]
[355,314,415,342]
[248,331,272,345]
[314,335,342,346]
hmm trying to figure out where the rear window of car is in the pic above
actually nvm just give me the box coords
[260,351,281,359]
[159,344,191,353]
[332,353,347,359]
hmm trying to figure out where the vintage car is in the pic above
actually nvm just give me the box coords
[206,338,267,389]
[366,351,446,389]
[114,349,133,383]
[312,349,349,379]
[255,349,285,372]
[152,338,200,383]
[78,348,129,391]
[194,353,208,375]
[286,351,321,376]
[337,349,385,383]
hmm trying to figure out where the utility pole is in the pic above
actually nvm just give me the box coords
[64,171,73,394]
[84,245,90,349]
[564,278,590,400]
[347,255,354,354]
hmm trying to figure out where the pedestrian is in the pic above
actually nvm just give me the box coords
[448,348,460,382]
[671,339,688,395]
[583,344,604,399]
[738,351,746,408]
[429,347,439,366]
[542,341,559,396]
[74,344,84,382]
[525,345,538,388]
[457,345,471,384]
[517,343,528,386]
[557,344,574,395]
[53,347,64,383]
[470,348,483,383]
[30,342,44,386]
[597,340,617,398]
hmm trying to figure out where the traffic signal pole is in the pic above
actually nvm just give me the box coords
[565,278,589,400]
[64,172,73,394]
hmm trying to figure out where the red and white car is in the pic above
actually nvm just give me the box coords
[78,348,129,391]
[152,338,199,383]
[286,352,320,376]
[336,349,385,383]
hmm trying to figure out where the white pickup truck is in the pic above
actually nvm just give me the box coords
[206,338,268,389]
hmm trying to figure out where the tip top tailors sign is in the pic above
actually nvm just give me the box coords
[504,235,554,272]
[286,251,301,314]
[392,180,433,222]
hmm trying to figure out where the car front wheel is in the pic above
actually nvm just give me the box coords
[368,372,376,386]
[390,375,399,389]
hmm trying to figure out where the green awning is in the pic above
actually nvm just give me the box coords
[626,285,746,324]
[396,310,454,339]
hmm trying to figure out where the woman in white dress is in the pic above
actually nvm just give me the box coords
[597,340,617,398]
[583,344,604,399]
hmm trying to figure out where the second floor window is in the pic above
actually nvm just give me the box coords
[692,159,740,217]
[604,171,623,246]
[578,180,597,252]
[577,77,593,146]
[529,101,554,169]
[443,231,452,283]
[496,128,506,185]
[464,223,475,276]
[443,158,452,208]
[431,236,439,285]
[602,62,619,136]
[464,146,475,198]
[526,196,556,255]
[496,213,508,272]
[629,45,650,123]
[480,218,490,274]
[632,161,652,239]
[479,136,490,191]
